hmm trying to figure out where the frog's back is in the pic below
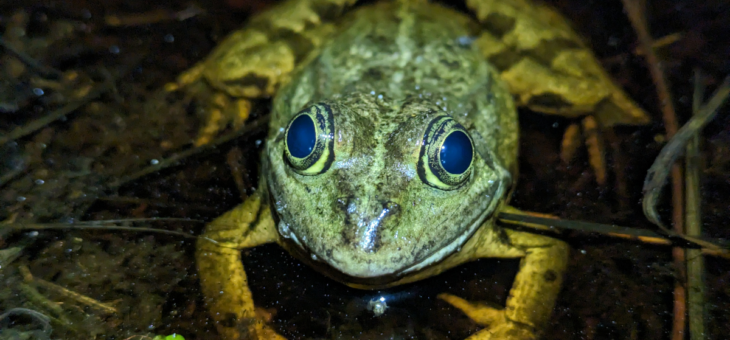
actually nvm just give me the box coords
[315,2,482,99]
[265,0,519,282]
[272,0,518,173]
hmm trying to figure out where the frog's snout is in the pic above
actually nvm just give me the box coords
[338,196,401,253]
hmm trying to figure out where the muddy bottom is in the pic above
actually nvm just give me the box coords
[1,0,729,339]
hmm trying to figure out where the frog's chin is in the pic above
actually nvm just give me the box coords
[278,236,419,288]
[272,180,506,289]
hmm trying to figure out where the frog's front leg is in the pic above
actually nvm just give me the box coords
[169,0,358,145]
[196,191,284,340]
[440,218,569,339]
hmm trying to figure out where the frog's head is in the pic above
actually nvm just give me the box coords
[263,93,511,286]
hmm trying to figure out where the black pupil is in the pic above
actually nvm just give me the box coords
[440,131,472,175]
[287,115,316,158]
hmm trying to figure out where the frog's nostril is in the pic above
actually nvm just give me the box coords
[383,201,400,213]
[335,196,349,210]
[338,197,401,252]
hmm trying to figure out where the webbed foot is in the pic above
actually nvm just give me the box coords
[165,70,251,146]
[560,115,607,185]
[468,0,651,186]
[439,293,537,340]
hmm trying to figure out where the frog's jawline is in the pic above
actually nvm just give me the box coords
[269,183,502,289]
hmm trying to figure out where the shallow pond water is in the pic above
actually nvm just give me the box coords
[1,0,729,339]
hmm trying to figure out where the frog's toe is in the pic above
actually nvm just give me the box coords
[259,326,287,340]
[438,293,536,340]
[559,116,607,186]
[438,293,501,325]
[164,69,253,146]
[467,323,537,340]
[217,319,286,340]
[250,321,287,340]
[194,95,252,146]
[195,106,225,146]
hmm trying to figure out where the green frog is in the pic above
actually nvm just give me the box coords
[179,0,650,338]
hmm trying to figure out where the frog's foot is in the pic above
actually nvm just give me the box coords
[560,116,607,185]
[190,94,251,147]
[223,318,286,340]
[216,306,285,340]
[438,293,536,340]
[196,192,282,339]
[165,71,251,146]
[468,0,651,186]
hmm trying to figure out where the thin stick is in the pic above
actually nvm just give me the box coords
[3,219,204,239]
[96,196,220,212]
[0,308,53,335]
[0,56,143,147]
[107,113,270,189]
[1,218,231,246]
[0,165,26,188]
[497,212,730,259]
[643,76,730,229]
[0,78,114,145]
[19,265,118,316]
[621,0,685,337]
[0,36,63,78]
[686,70,705,339]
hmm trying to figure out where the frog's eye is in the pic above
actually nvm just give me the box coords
[287,115,316,158]
[418,116,474,190]
[440,131,473,174]
[284,104,335,175]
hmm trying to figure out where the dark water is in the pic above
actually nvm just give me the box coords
[1,0,729,339]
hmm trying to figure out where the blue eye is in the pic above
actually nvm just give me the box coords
[439,131,473,175]
[287,114,316,158]
[284,104,335,175]
[417,116,473,189]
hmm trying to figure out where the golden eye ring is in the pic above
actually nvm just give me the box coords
[417,116,474,190]
[284,103,335,175]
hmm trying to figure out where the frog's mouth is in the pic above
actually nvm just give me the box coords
[268,179,506,289]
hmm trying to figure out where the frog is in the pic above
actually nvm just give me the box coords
[183,0,651,339]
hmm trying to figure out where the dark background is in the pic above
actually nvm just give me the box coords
[0,0,729,339]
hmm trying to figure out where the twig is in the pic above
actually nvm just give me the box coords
[685,70,706,340]
[0,36,63,79]
[0,308,53,336]
[19,265,118,316]
[3,218,205,239]
[643,76,730,229]
[0,55,144,147]
[17,282,65,320]
[1,217,238,247]
[107,113,270,189]
[621,0,685,337]
[497,212,730,259]
[96,196,220,212]
[105,5,203,26]
[0,164,26,187]
[0,246,24,271]
[0,80,114,146]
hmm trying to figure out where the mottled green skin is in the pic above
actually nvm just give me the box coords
[263,2,518,283]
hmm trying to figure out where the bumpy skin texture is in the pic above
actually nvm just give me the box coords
[190,0,625,339]
[265,2,516,282]
[468,0,649,126]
